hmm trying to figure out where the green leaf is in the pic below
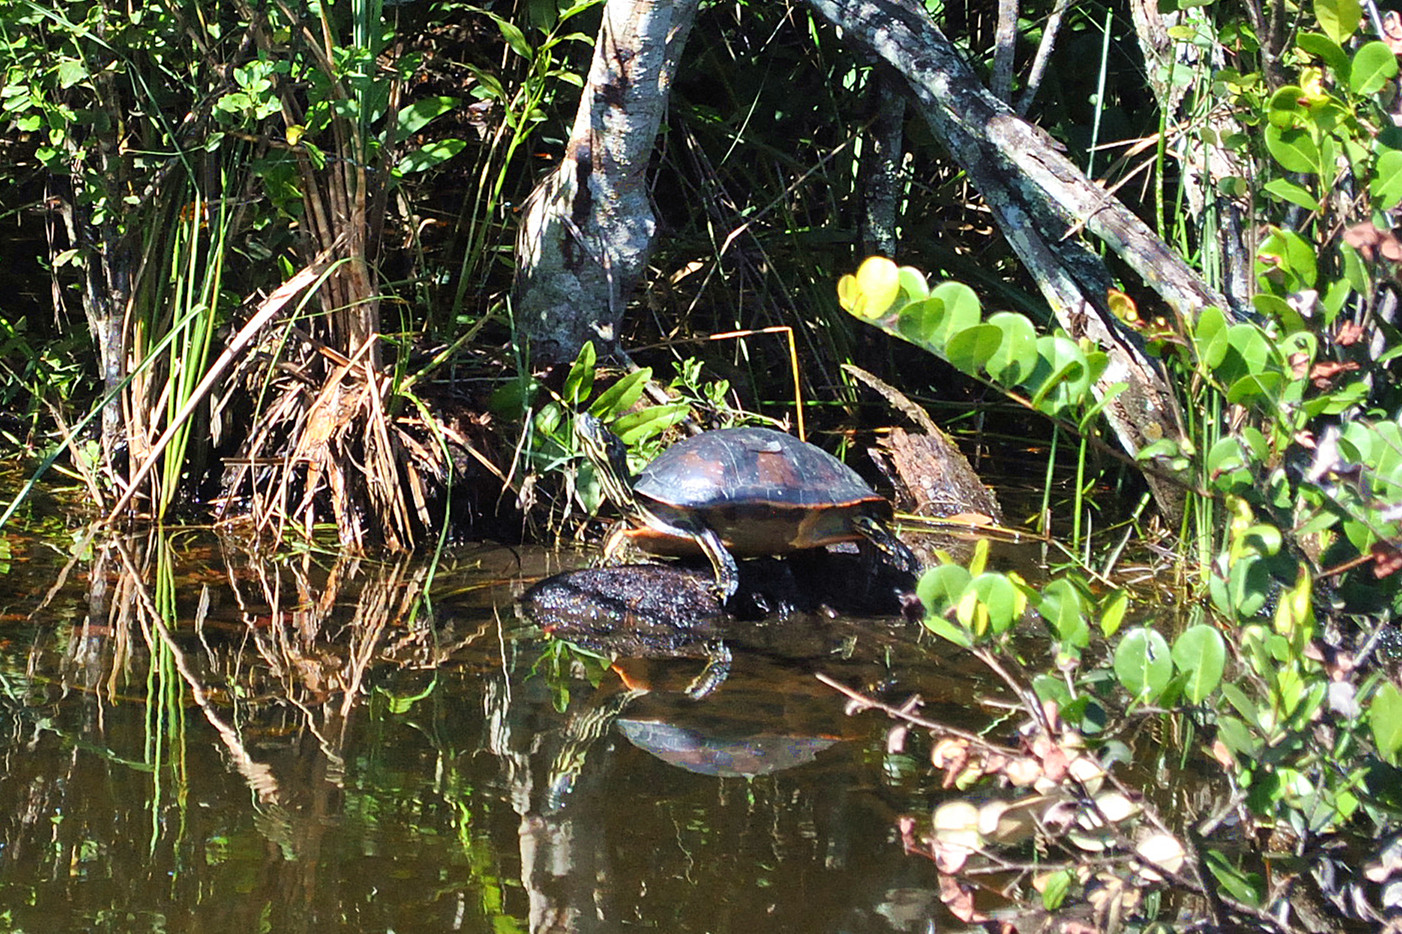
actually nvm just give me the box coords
[1262,177,1320,211]
[1296,32,1351,78]
[489,12,535,58]
[1266,85,1306,127]
[562,341,596,405]
[927,281,982,346]
[1038,578,1089,648]
[397,139,468,174]
[611,403,689,445]
[395,96,461,142]
[1373,149,1402,210]
[1172,625,1227,703]
[1193,306,1229,368]
[588,367,652,418]
[1316,0,1361,45]
[896,265,930,302]
[1227,372,1285,406]
[1264,125,1320,174]
[964,572,1022,635]
[1350,41,1398,96]
[895,296,947,347]
[1371,682,1402,764]
[1099,589,1128,638]
[1205,850,1265,906]
[917,564,972,621]
[1258,229,1319,289]
[1215,715,1262,758]
[945,323,1002,376]
[55,58,88,89]
[1041,869,1072,910]
[1113,627,1173,704]
[983,312,1038,385]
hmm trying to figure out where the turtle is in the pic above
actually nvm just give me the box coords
[574,413,921,601]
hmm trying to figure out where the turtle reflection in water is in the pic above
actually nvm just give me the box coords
[616,719,839,778]
[522,563,731,699]
[575,414,921,601]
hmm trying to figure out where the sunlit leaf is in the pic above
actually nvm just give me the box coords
[846,256,902,318]
[1205,850,1265,906]
[1262,178,1320,211]
[1315,0,1361,45]
[918,564,972,624]
[1264,125,1320,174]
[1113,627,1173,703]
[1099,589,1127,638]
[1372,149,1402,210]
[562,341,596,405]
[1371,682,1402,764]
[984,312,1038,384]
[611,403,690,445]
[1039,869,1072,910]
[395,96,461,141]
[945,323,1002,376]
[1350,41,1398,96]
[1296,31,1350,78]
[588,366,652,418]
[397,138,468,174]
[1172,625,1227,703]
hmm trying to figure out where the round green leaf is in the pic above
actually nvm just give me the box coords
[917,564,972,619]
[1227,372,1285,406]
[1266,85,1306,127]
[1372,149,1402,210]
[1193,305,1230,368]
[945,323,1002,376]
[1316,0,1361,46]
[1264,125,1320,174]
[1114,627,1173,703]
[1037,578,1089,649]
[984,312,1038,385]
[895,296,947,348]
[967,572,1022,635]
[1172,624,1227,704]
[1296,31,1350,77]
[1370,682,1402,764]
[927,281,982,346]
[1350,41,1398,96]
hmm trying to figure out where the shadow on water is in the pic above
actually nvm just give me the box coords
[0,525,1008,932]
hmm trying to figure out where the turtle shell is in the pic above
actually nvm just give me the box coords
[628,427,890,556]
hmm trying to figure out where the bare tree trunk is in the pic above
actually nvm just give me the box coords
[513,0,700,365]
[804,0,1230,519]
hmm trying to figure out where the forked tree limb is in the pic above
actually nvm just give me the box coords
[805,0,1225,518]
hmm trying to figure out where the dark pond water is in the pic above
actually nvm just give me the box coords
[0,526,1008,933]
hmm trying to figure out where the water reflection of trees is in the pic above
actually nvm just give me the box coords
[0,533,939,932]
[2,530,502,931]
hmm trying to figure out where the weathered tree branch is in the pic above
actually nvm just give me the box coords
[804,0,1224,518]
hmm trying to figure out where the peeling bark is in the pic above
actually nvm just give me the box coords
[804,0,1222,518]
[514,0,700,365]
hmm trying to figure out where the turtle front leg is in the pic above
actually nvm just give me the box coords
[691,525,740,602]
[852,514,922,578]
[598,522,635,566]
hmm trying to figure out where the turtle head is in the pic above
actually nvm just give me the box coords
[575,413,639,514]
